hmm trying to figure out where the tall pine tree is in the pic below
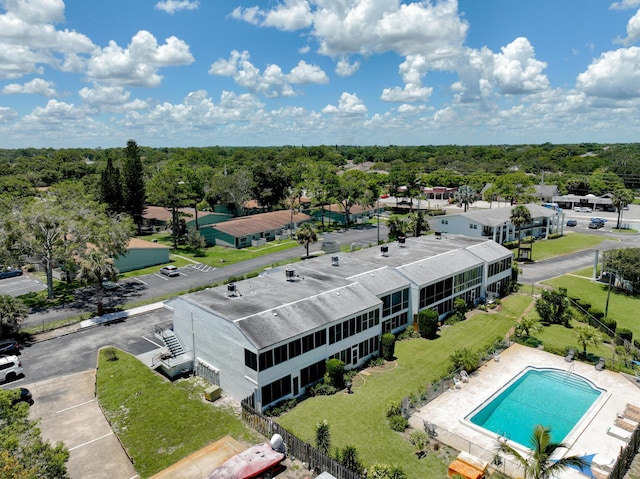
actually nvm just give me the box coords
[99,156,123,213]
[122,139,146,233]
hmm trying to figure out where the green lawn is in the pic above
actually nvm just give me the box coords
[96,348,258,478]
[529,233,609,261]
[543,274,640,339]
[276,296,526,479]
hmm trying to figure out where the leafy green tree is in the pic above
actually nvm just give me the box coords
[606,248,640,292]
[76,249,118,316]
[454,185,477,212]
[449,348,479,373]
[386,215,407,241]
[0,389,70,478]
[184,169,206,230]
[209,168,253,216]
[611,188,634,229]
[314,419,331,454]
[295,222,318,258]
[122,140,146,234]
[381,333,396,360]
[510,205,532,257]
[335,169,369,226]
[498,424,587,479]
[99,156,123,214]
[535,288,572,326]
[407,211,429,237]
[516,316,542,338]
[303,161,338,229]
[417,309,439,339]
[147,168,192,249]
[574,324,605,358]
[251,160,289,211]
[335,444,363,475]
[0,295,29,336]
[186,228,206,252]
[325,358,345,388]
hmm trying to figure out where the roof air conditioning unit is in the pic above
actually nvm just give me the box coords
[331,256,339,266]
[398,236,406,246]
[380,246,389,256]
[227,283,237,297]
[285,269,296,281]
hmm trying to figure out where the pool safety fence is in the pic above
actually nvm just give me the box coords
[607,424,640,479]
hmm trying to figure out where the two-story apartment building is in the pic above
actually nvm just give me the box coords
[161,234,513,411]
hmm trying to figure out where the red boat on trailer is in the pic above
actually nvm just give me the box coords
[207,438,285,479]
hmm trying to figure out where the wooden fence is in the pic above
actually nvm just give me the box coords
[241,396,364,479]
[606,425,640,479]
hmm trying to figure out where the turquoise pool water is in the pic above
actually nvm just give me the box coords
[469,368,602,446]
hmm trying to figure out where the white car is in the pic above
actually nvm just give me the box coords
[160,265,180,277]
[0,355,23,383]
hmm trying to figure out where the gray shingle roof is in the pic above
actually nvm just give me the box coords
[447,203,559,227]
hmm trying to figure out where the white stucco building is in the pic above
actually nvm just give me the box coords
[437,203,565,245]
[160,234,513,411]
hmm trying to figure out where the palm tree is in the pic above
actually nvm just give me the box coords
[454,185,478,212]
[611,188,634,229]
[498,424,588,479]
[76,249,118,316]
[510,205,532,259]
[314,419,330,454]
[296,222,318,258]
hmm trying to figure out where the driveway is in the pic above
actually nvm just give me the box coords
[28,370,138,479]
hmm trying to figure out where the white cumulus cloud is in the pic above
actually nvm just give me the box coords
[610,0,640,10]
[155,0,199,14]
[335,57,359,76]
[577,46,640,99]
[86,30,194,87]
[209,50,327,97]
[615,9,640,45]
[78,84,148,112]
[492,37,549,94]
[322,92,367,116]
[2,78,57,96]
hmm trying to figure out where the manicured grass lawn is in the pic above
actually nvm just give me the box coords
[530,233,608,261]
[277,296,526,479]
[543,274,640,338]
[96,348,257,478]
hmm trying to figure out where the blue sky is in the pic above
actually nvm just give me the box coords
[1,0,640,148]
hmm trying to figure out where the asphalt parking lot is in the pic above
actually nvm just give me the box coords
[28,370,138,479]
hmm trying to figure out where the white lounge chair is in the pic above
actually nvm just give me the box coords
[453,377,462,389]
[564,348,575,362]
[607,425,631,443]
[493,351,500,362]
[460,370,469,382]
[595,357,605,371]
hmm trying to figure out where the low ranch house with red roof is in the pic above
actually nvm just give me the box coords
[142,206,232,231]
[199,210,312,248]
[313,203,383,225]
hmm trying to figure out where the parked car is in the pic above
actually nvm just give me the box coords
[0,268,22,279]
[160,265,180,277]
[579,207,593,213]
[0,355,23,383]
[566,219,577,227]
[588,221,603,229]
[102,279,119,291]
[0,339,19,356]
[590,217,607,224]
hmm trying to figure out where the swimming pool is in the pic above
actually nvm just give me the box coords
[468,368,603,447]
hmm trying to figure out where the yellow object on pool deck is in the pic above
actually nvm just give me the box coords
[447,451,488,479]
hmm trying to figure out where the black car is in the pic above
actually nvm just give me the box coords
[0,268,22,279]
[0,339,19,355]
[588,221,603,229]
[566,219,577,227]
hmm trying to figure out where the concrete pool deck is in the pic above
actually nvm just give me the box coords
[409,343,640,479]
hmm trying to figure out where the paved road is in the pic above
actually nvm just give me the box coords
[22,224,389,328]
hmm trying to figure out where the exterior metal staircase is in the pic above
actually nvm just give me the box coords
[162,331,185,357]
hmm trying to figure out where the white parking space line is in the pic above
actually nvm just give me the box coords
[57,399,96,414]
[154,274,169,280]
[68,432,113,452]
[133,277,147,284]
[142,336,163,348]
